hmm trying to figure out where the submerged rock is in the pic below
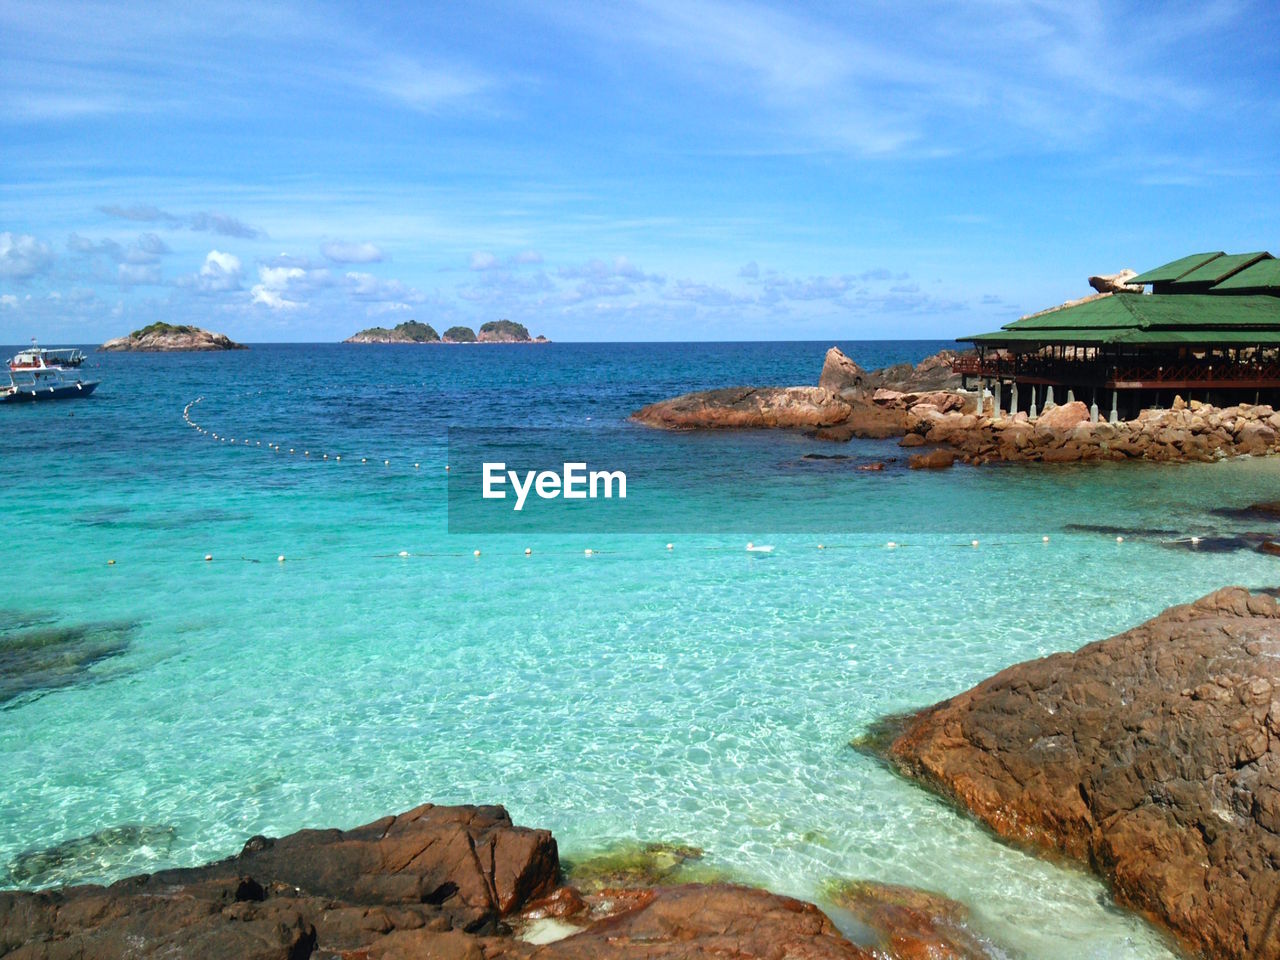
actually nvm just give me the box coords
[0,619,134,706]
[562,840,722,891]
[829,881,999,960]
[7,825,176,887]
[883,587,1280,960]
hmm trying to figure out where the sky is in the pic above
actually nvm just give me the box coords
[2,0,1278,343]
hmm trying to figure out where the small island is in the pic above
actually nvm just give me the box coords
[99,322,246,352]
[345,319,549,344]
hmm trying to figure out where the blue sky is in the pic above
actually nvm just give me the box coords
[2,0,1278,342]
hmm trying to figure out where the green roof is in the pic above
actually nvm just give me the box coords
[1211,258,1280,292]
[1128,252,1222,285]
[960,293,1280,346]
[1169,251,1270,286]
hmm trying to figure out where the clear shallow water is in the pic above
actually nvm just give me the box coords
[4,341,1280,958]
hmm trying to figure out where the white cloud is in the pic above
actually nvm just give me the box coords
[0,294,18,307]
[251,265,308,310]
[470,251,499,271]
[0,232,55,280]
[195,249,243,292]
[321,240,384,264]
[117,263,162,286]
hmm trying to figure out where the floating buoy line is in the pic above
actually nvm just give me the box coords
[170,400,1220,568]
[182,397,434,475]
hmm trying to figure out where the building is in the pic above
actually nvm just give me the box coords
[954,251,1280,421]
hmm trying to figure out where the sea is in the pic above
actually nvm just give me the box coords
[3,340,1278,958]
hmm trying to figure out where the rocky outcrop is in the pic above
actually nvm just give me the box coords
[632,386,853,430]
[1088,269,1143,294]
[1,801,996,959]
[906,398,1280,464]
[631,348,970,434]
[882,588,1280,960]
[830,882,998,960]
[100,324,245,351]
[819,347,866,395]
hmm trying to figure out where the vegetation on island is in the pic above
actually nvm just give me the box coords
[129,322,199,338]
[442,325,478,342]
[347,320,440,343]
[478,319,531,341]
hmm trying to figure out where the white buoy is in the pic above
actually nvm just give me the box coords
[290,448,295,454]
[666,543,673,550]
[414,463,420,469]
[362,458,367,463]
[1042,535,1050,543]
[398,550,409,557]
[524,548,532,555]
[445,465,450,471]
[277,555,286,563]
[384,459,389,465]
[886,541,898,549]
[473,549,481,557]
[322,453,328,460]
[1191,536,1202,544]
[336,455,341,461]
[107,559,116,566]
[585,548,593,555]
[204,554,213,562]
[1116,536,1125,543]
[746,542,774,553]
[971,540,979,548]
[818,543,825,549]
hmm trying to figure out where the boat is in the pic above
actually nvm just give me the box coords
[2,341,99,403]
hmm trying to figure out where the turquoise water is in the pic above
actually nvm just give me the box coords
[4,341,1280,958]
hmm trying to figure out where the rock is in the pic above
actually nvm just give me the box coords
[1087,269,1143,294]
[818,346,866,395]
[829,881,998,959]
[908,450,956,470]
[857,461,886,471]
[806,404,908,441]
[899,434,925,448]
[99,323,245,352]
[562,841,717,892]
[631,387,853,430]
[0,804,894,960]
[0,618,135,708]
[7,824,175,887]
[884,588,1280,960]
[1034,400,1089,432]
[911,391,965,414]
[539,884,872,959]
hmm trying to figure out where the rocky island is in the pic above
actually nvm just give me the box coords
[99,323,246,352]
[345,319,549,344]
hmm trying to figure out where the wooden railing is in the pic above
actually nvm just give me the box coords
[954,356,1280,387]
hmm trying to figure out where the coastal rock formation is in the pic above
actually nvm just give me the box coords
[907,398,1280,464]
[884,588,1280,960]
[1088,269,1143,294]
[99,323,245,352]
[830,882,997,960]
[630,349,969,433]
[345,321,440,343]
[0,802,960,959]
[632,386,853,430]
[819,346,866,395]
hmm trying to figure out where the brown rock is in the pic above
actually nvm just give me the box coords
[1088,269,1143,294]
[899,434,926,448]
[886,588,1280,960]
[908,450,957,470]
[831,882,998,960]
[819,346,866,395]
[1034,400,1089,432]
[631,387,852,430]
